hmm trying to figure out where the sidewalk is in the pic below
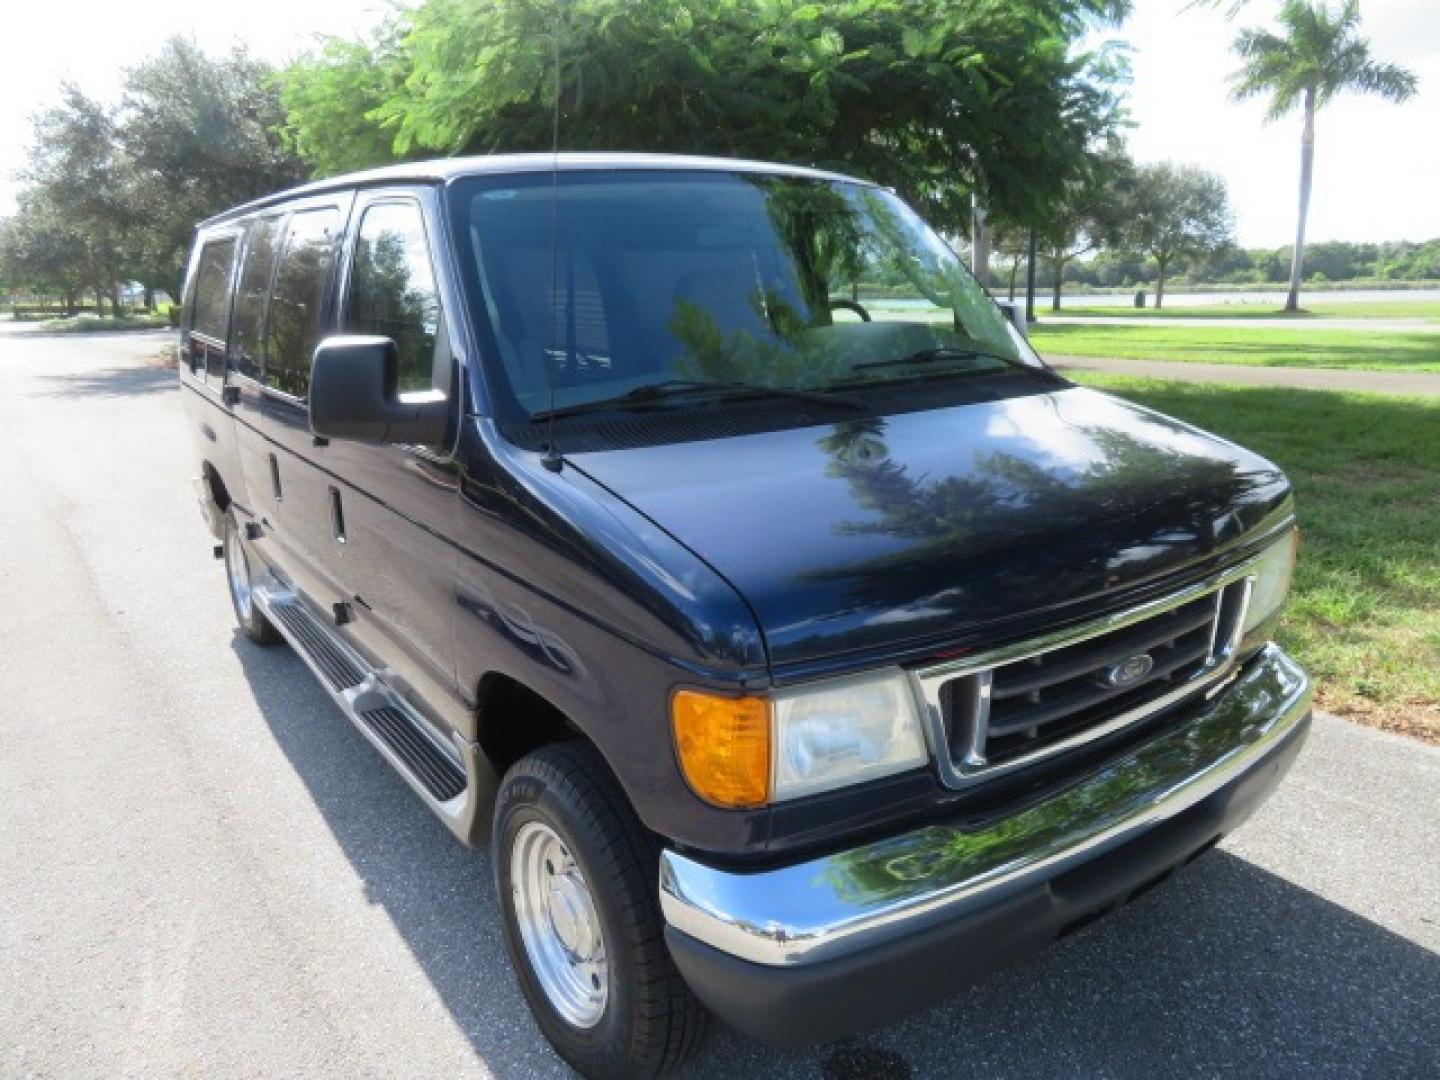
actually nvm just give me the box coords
[1050,354,1440,397]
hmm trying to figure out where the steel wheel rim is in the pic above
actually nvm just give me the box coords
[510,821,608,1029]
[225,524,254,623]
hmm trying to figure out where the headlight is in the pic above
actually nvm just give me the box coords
[1241,530,1298,636]
[771,670,928,801]
[671,670,929,808]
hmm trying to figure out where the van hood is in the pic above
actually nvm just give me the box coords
[568,387,1291,668]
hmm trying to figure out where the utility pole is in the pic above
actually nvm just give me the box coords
[971,194,991,287]
[1025,228,1038,325]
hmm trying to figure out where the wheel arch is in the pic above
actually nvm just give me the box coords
[473,671,586,778]
[201,460,232,511]
[462,671,600,848]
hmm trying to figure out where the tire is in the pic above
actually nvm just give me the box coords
[494,742,709,1078]
[222,512,281,646]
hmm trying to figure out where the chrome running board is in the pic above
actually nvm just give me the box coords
[253,583,484,839]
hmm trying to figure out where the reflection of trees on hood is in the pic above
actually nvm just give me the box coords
[811,413,1259,611]
[817,419,889,468]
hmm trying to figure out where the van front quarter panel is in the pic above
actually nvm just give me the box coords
[452,417,773,853]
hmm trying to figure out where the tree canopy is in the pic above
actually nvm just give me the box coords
[280,0,1132,229]
[10,85,133,310]
[122,38,306,298]
[1118,162,1234,306]
[1230,0,1417,122]
[1030,146,1132,309]
[0,37,301,309]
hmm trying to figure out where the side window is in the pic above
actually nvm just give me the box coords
[191,237,237,343]
[230,217,282,380]
[265,208,340,399]
[346,202,441,392]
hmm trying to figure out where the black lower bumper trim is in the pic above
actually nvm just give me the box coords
[665,710,1310,1047]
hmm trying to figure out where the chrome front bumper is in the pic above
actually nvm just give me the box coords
[660,643,1312,969]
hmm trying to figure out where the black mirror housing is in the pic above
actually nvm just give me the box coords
[309,336,449,446]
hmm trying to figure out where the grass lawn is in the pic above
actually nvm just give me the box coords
[1070,372,1440,742]
[1030,323,1440,372]
[38,313,172,333]
[1051,301,1440,321]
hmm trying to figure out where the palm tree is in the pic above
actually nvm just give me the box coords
[1229,0,1417,312]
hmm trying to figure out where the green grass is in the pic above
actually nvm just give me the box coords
[1029,323,1440,372]
[1051,301,1440,321]
[38,313,171,333]
[1070,372,1440,740]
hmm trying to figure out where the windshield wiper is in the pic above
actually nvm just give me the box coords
[530,378,863,422]
[849,346,992,372]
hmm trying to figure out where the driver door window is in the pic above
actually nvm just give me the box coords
[345,202,442,392]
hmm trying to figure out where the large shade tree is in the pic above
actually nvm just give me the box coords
[0,195,96,311]
[20,85,135,315]
[280,0,1132,232]
[5,37,301,309]
[1033,148,1132,311]
[120,37,305,300]
[1121,162,1234,308]
[1229,0,1417,311]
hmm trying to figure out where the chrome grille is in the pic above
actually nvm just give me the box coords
[912,569,1256,787]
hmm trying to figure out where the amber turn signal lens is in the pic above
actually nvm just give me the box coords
[671,690,771,808]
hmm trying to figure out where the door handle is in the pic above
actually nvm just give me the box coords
[328,485,347,544]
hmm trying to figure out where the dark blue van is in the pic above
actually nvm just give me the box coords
[180,154,1310,1078]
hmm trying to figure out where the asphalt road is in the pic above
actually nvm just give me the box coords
[2,325,1437,1079]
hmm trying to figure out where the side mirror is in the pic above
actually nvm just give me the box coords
[309,336,449,446]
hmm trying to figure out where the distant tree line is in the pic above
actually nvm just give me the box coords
[999,236,1440,297]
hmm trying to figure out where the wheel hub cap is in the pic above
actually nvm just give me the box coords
[225,525,253,622]
[511,822,608,1028]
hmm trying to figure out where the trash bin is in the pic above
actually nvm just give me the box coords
[1134,289,1147,308]
[994,299,1029,337]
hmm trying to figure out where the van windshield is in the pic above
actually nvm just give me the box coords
[448,170,1038,423]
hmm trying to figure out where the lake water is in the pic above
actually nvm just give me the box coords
[870,288,1440,310]
[1056,288,1440,308]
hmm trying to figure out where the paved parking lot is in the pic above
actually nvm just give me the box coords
[1,325,1437,1078]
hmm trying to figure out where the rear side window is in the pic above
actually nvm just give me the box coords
[230,217,282,380]
[345,202,441,392]
[265,208,340,399]
[191,237,237,342]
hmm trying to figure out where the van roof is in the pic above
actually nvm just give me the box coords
[199,153,872,229]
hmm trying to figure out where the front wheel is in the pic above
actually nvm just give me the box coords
[494,742,708,1078]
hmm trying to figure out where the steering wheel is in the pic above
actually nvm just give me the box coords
[828,298,872,322]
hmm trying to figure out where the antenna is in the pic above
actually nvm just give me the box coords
[540,2,565,473]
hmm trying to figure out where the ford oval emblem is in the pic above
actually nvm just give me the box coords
[1102,653,1155,688]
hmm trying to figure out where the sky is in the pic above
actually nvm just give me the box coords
[1,0,1437,247]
